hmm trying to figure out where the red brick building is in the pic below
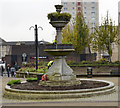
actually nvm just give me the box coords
[5,43,96,67]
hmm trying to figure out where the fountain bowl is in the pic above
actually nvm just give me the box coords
[44,49,74,56]
[50,21,69,28]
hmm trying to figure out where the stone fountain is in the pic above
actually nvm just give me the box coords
[43,5,80,86]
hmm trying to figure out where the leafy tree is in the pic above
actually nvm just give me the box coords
[62,11,90,54]
[91,12,119,62]
[62,23,73,44]
[73,12,90,53]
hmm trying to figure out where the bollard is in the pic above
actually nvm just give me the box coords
[87,67,92,78]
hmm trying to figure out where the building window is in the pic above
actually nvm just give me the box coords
[91,12,95,17]
[84,7,86,10]
[64,8,68,11]
[92,23,95,27]
[91,7,95,11]
[84,12,87,15]
[78,2,81,5]
[92,2,95,4]
[64,2,67,5]
[72,2,75,5]
[91,12,95,14]
[73,7,75,10]
[84,2,87,5]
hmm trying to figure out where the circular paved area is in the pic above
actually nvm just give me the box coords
[1,75,119,106]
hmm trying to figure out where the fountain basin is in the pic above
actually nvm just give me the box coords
[44,49,74,56]
[50,21,69,28]
[3,79,115,100]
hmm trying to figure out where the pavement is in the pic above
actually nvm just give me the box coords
[0,72,120,107]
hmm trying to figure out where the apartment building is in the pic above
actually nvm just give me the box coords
[61,0,99,34]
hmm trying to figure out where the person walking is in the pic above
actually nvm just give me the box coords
[1,66,4,76]
[14,62,18,71]
[10,66,16,77]
[6,64,10,77]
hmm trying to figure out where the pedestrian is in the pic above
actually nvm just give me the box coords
[6,64,10,77]
[1,66,4,76]
[52,39,57,45]
[0,66,2,76]
[14,62,18,71]
[47,61,53,69]
[52,36,57,45]
[10,66,16,77]
[42,74,47,81]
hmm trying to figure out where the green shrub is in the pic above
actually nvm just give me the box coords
[62,42,73,44]
[7,80,21,86]
[81,61,87,64]
[37,67,47,74]
[97,58,108,64]
[18,68,27,72]
[47,12,71,21]
[18,65,48,74]
[67,60,119,67]
[38,62,48,66]
[26,77,37,82]
[22,61,48,68]
[30,68,36,72]
[113,61,120,64]
[18,68,22,72]
[67,61,78,65]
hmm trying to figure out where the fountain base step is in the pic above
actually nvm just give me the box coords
[4,79,116,100]
[47,73,76,82]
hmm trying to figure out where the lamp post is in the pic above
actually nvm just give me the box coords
[29,24,43,71]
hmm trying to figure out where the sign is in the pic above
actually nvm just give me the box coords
[22,53,27,58]
[22,53,27,62]
[30,56,48,59]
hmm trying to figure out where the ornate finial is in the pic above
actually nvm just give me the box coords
[55,5,63,13]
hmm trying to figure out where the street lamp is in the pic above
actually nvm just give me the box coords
[29,24,43,71]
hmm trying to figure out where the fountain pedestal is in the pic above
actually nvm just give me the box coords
[47,56,75,81]
[42,48,81,86]
[45,49,76,80]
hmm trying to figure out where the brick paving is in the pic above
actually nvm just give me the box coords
[1,74,119,106]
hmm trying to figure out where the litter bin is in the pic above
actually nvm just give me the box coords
[37,73,44,81]
[87,67,92,78]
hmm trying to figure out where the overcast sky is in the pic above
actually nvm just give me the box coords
[0,0,120,42]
